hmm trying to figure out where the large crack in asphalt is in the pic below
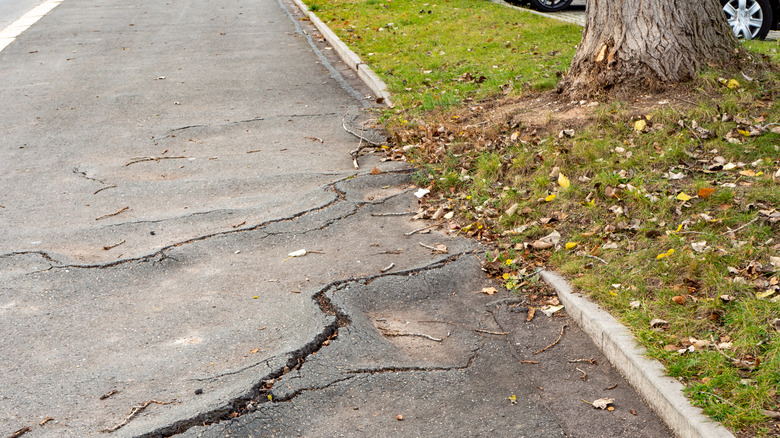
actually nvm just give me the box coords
[136,251,477,438]
[0,168,414,274]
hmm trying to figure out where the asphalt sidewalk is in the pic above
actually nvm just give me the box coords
[0,0,713,437]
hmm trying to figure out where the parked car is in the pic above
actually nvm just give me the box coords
[721,0,779,40]
[516,0,573,13]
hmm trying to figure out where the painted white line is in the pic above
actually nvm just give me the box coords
[0,0,64,54]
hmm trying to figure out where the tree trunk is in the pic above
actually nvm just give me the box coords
[560,0,739,98]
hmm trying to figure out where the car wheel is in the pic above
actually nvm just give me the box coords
[528,0,574,13]
[721,0,773,39]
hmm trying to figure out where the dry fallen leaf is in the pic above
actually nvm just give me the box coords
[672,295,686,305]
[592,398,614,409]
[691,241,708,253]
[371,166,382,175]
[250,348,260,354]
[540,305,564,316]
[526,308,536,322]
[698,187,716,198]
[650,318,669,328]
[481,287,498,295]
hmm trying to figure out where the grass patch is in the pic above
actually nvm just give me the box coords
[304,0,581,115]
[305,0,780,434]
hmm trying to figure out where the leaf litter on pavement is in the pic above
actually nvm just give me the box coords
[385,80,780,433]
[304,0,780,432]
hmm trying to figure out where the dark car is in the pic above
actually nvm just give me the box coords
[721,0,779,40]
[518,0,573,13]
[519,0,778,40]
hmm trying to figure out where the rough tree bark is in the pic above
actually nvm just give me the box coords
[559,0,740,97]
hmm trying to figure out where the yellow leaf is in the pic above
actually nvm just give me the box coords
[739,169,756,177]
[587,199,596,207]
[565,241,579,250]
[737,129,751,136]
[676,192,692,201]
[505,259,514,266]
[545,194,556,202]
[502,273,510,280]
[727,79,740,89]
[634,119,647,132]
[558,173,571,189]
[672,224,683,234]
[757,290,776,299]
[656,249,675,260]
[267,394,273,401]
[252,296,259,299]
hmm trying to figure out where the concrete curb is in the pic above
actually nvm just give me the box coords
[284,1,733,436]
[540,271,735,438]
[289,0,393,107]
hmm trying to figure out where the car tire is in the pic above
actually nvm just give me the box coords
[528,0,574,13]
[721,0,773,39]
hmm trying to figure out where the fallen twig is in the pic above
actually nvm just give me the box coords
[371,212,413,217]
[94,185,117,195]
[474,328,509,335]
[343,113,382,170]
[605,384,618,390]
[721,216,759,236]
[9,427,31,438]
[485,297,526,307]
[700,390,735,406]
[580,254,608,265]
[95,207,129,221]
[305,136,324,143]
[381,331,442,342]
[712,336,737,362]
[380,262,395,273]
[232,221,247,229]
[761,409,780,419]
[534,324,567,355]
[681,122,704,147]
[102,240,126,251]
[405,222,441,236]
[568,358,597,365]
[100,400,174,433]
[520,360,539,364]
[419,242,447,253]
[99,389,119,400]
[124,156,187,166]
[246,149,261,154]
[39,417,54,426]
[576,367,587,381]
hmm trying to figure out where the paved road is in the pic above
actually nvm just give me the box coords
[1,0,670,437]
[0,0,47,29]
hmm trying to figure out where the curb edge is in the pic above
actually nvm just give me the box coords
[539,270,736,438]
[290,0,393,107]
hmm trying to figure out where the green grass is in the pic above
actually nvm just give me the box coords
[305,0,780,434]
[304,0,581,114]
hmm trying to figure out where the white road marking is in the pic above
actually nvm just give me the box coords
[0,0,63,53]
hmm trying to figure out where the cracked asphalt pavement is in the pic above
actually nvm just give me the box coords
[2,0,671,437]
